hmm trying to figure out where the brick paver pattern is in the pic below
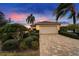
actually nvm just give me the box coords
[40,35,79,56]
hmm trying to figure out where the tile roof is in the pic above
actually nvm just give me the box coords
[35,21,60,25]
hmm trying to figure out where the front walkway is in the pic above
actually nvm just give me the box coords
[49,35,79,56]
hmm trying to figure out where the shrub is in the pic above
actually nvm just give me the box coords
[59,27,68,32]
[29,30,39,36]
[31,41,39,50]
[1,33,13,43]
[58,25,79,39]
[59,31,79,39]
[2,23,28,33]
[31,35,39,41]
[23,33,29,38]
[2,39,19,51]
[23,36,34,48]
[20,41,28,50]
[23,35,39,49]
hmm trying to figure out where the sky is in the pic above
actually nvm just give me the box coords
[0,3,79,25]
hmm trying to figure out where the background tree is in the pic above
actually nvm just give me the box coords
[0,11,8,27]
[8,18,11,23]
[55,3,79,32]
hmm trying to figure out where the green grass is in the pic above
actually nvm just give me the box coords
[0,50,39,56]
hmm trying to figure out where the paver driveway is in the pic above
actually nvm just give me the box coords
[40,34,79,56]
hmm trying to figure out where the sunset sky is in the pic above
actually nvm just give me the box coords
[0,3,79,25]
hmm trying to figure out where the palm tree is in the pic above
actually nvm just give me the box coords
[55,3,79,33]
[26,14,35,25]
[55,3,77,24]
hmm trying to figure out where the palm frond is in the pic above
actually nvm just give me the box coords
[60,9,69,17]
[68,14,73,19]
[56,10,64,21]
[30,16,35,24]
[26,14,35,24]
[56,3,72,13]
[56,9,69,21]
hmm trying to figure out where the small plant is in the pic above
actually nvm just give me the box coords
[24,36,34,48]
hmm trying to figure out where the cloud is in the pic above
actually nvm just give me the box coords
[6,12,30,24]
[9,13,28,21]
[6,12,53,25]
[35,16,52,23]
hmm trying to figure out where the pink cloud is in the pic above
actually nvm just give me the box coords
[8,12,29,22]
[35,16,51,23]
[7,13,52,24]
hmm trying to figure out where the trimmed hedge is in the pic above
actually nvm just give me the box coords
[58,30,79,39]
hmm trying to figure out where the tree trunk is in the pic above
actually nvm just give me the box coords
[56,16,58,22]
[73,16,76,24]
[73,15,76,33]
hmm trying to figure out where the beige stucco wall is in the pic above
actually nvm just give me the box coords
[36,25,60,31]
[39,25,58,34]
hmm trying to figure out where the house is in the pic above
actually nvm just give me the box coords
[31,21,61,31]
[32,21,61,55]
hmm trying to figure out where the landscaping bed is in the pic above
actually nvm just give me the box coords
[0,24,39,56]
